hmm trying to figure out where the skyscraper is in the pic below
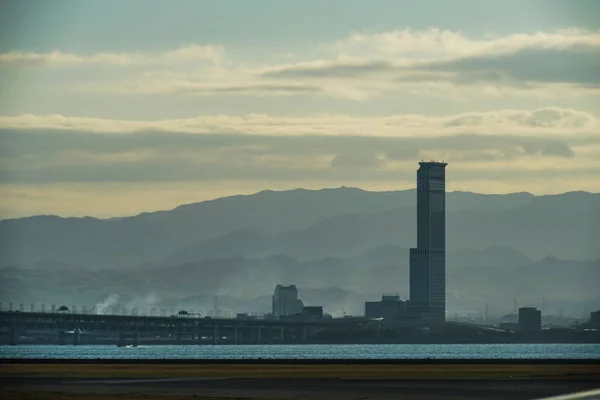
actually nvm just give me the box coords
[409,161,448,321]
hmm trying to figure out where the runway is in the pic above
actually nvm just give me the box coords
[2,376,600,400]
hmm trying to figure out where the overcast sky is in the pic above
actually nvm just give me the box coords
[1,0,599,218]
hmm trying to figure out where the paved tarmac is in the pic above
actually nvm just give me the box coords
[2,377,600,400]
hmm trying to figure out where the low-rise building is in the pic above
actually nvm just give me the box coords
[301,306,323,320]
[365,293,407,321]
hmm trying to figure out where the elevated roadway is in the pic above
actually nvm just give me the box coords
[0,310,375,345]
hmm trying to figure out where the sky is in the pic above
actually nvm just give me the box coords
[0,0,599,218]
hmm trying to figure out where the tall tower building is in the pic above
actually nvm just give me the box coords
[409,161,448,321]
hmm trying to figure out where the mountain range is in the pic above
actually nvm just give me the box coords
[1,188,598,269]
[1,245,597,317]
[0,187,598,316]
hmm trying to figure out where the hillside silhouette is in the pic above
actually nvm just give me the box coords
[0,187,598,316]
[1,188,597,269]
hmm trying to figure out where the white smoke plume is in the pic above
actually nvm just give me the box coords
[94,293,120,314]
[125,292,161,310]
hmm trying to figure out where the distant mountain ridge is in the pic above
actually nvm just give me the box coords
[163,191,598,264]
[1,247,597,316]
[1,188,598,269]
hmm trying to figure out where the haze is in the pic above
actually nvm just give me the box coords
[0,1,598,321]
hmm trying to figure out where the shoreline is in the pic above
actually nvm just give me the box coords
[2,358,600,364]
[4,339,600,345]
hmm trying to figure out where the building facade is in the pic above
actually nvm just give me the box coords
[365,294,407,321]
[409,161,448,321]
[272,284,304,318]
[301,306,324,320]
[518,307,542,331]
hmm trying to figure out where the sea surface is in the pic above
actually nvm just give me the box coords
[1,343,599,359]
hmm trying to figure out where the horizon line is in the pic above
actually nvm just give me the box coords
[1,186,597,222]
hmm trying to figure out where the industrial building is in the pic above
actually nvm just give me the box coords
[579,310,600,330]
[300,306,324,320]
[365,294,406,321]
[518,307,542,331]
[272,285,304,318]
[409,161,448,321]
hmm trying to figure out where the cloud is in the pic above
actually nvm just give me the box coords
[1,127,591,161]
[102,81,322,96]
[331,153,386,169]
[413,47,600,86]
[262,48,600,98]
[444,107,596,130]
[330,28,600,58]
[2,27,600,217]
[258,28,600,99]
[0,107,596,189]
[5,28,597,101]
[540,142,575,158]
[1,108,598,185]
[0,107,596,137]
[384,146,420,161]
[0,45,223,67]
[212,83,321,94]
[1,140,598,188]
[263,60,397,79]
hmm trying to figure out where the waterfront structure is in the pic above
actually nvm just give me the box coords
[2,309,596,345]
[518,307,542,331]
[365,294,407,321]
[301,306,324,320]
[272,285,304,318]
[409,161,448,321]
[0,309,367,346]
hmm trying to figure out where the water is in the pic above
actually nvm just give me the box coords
[1,343,599,359]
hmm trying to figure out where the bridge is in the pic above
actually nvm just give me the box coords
[0,311,376,346]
